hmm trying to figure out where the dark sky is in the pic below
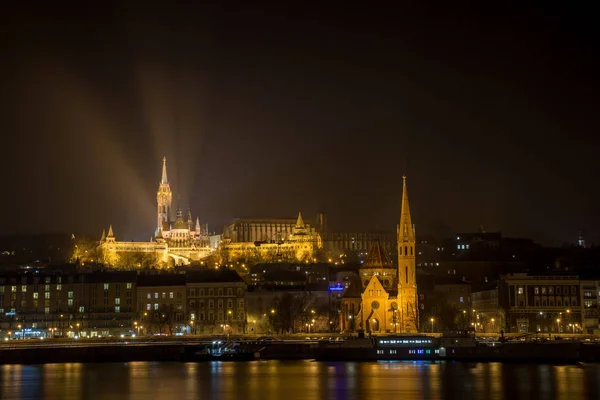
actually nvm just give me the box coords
[1,3,598,245]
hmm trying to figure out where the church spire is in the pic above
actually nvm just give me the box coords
[100,229,106,241]
[161,157,168,184]
[107,225,114,238]
[295,211,305,228]
[399,176,415,242]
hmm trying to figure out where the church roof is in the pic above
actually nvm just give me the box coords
[363,240,394,268]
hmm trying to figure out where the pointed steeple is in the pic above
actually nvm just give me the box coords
[100,229,106,241]
[399,176,415,242]
[195,217,201,233]
[161,157,168,184]
[295,212,305,228]
[107,225,114,237]
[187,207,193,222]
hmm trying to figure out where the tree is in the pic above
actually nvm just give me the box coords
[149,304,177,335]
[268,293,295,334]
[404,300,421,332]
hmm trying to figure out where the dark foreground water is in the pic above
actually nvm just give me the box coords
[2,361,600,399]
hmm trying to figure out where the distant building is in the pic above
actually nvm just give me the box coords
[498,273,582,334]
[136,274,187,335]
[0,269,137,338]
[580,280,599,333]
[471,287,501,333]
[186,269,247,335]
[218,213,322,264]
[455,228,501,254]
[433,277,472,310]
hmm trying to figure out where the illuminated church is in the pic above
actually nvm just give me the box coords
[98,158,215,267]
[340,176,418,333]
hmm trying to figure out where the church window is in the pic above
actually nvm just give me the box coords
[405,267,408,284]
[410,246,413,256]
[404,246,408,256]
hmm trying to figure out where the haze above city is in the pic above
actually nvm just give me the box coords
[2,4,598,245]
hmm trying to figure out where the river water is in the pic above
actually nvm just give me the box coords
[1,361,599,399]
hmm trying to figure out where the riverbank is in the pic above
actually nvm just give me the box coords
[2,337,600,365]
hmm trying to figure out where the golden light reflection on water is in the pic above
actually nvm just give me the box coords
[0,361,598,400]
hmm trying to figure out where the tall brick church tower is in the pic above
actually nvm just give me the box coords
[397,176,418,332]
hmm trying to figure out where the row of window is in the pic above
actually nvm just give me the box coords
[145,303,183,311]
[192,311,245,322]
[189,299,244,309]
[189,288,243,297]
[145,292,182,300]
[528,296,578,307]
[518,286,578,295]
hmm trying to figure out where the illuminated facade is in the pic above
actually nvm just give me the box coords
[218,212,322,264]
[341,176,418,333]
[397,176,418,332]
[98,158,215,267]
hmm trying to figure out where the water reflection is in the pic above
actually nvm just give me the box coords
[0,361,599,400]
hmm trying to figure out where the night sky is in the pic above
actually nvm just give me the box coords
[2,4,598,245]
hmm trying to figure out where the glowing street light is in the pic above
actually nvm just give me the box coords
[430,318,435,333]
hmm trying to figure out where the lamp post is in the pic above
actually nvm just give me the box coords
[190,320,194,335]
[430,318,435,333]
[491,318,495,333]
[556,318,561,333]
[17,324,22,340]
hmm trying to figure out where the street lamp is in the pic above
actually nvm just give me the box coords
[556,318,561,333]
[491,318,495,333]
[17,325,22,340]
[430,318,435,333]
[190,320,194,335]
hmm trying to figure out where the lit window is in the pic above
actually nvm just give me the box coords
[154,303,159,311]
[169,292,174,299]
[147,304,151,311]
[68,291,73,299]
[33,292,38,299]
[126,283,132,289]
[518,286,524,295]
[460,297,464,303]
[155,292,158,299]
[68,299,73,306]
[115,298,120,305]
[44,307,50,314]
[21,285,27,292]
[115,306,120,313]
[79,306,84,313]
[56,284,62,291]
[104,284,109,290]
[147,293,151,299]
